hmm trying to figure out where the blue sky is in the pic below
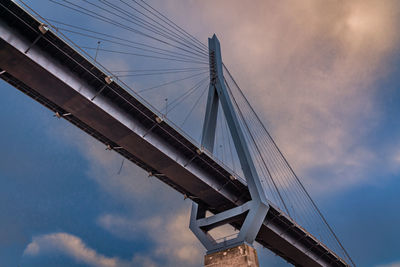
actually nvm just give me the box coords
[1,0,400,266]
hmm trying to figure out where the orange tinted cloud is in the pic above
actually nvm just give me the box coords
[158,0,400,193]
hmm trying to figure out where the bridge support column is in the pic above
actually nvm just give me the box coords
[191,33,269,265]
[204,243,259,267]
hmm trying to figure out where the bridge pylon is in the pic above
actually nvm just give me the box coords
[189,35,269,265]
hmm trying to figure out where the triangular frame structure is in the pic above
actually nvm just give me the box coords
[189,35,269,253]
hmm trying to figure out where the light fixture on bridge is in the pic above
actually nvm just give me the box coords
[105,145,123,150]
[148,171,166,178]
[104,76,113,85]
[184,194,199,200]
[53,112,71,118]
[38,23,49,34]
[155,116,163,123]
[196,148,203,155]
[24,23,49,54]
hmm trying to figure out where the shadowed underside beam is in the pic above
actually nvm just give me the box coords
[0,1,348,266]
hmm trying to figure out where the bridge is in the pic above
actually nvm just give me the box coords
[0,1,354,266]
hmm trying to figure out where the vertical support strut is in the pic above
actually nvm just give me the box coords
[190,35,269,253]
[201,83,219,151]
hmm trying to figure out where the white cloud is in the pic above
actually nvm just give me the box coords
[32,1,400,265]
[97,213,162,241]
[44,0,400,197]
[160,0,400,195]
[48,125,174,207]
[44,123,205,266]
[150,209,202,265]
[97,208,203,267]
[376,261,400,267]
[96,208,243,267]
[54,0,400,196]
[394,151,400,165]
[23,232,123,267]
[23,232,162,267]
[384,145,400,174]
[46,125,203,266]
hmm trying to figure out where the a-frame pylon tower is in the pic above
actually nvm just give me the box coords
[189,35,269,257]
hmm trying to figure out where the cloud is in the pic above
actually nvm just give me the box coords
[23,232,123,267]
[53,0,400,196]
[50,125,244,266]
[30,1,400,265]
[384,145,400,174]
[44,0,400,197]
[158,0,400,195]
[97,208,203,267]
[45,124,204,266]
[97,213,144,240]
[393,150,400,165]
[23,232,162,267]
[96,208,242,267]
[149,209,202,265]
[48,124,174,208]
[376,261,400,267]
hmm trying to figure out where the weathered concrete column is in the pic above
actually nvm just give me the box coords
[204,243,259,267]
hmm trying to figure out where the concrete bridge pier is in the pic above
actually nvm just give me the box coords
[204,243,260,267]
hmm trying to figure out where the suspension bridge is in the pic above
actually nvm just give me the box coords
[0,1,354,266]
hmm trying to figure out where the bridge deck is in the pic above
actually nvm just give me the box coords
[0,1,348,266]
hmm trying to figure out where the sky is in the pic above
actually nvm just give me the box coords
[1,0,400,266]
